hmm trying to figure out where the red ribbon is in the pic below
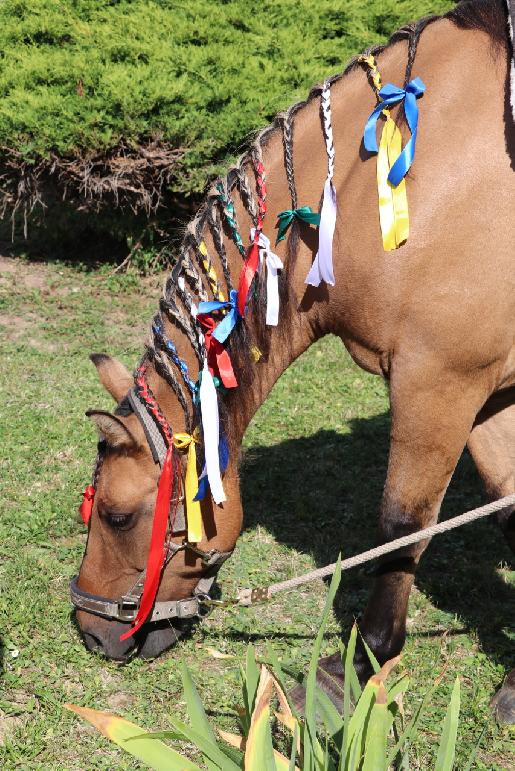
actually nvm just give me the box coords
[237,240,260,317]
[79,485,95,525]
[119,446,174,640]
[197,313,237,388]
[236,160,267,317]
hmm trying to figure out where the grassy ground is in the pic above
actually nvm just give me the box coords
[0,253,513,769]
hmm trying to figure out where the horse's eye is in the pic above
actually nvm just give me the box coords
[102,512,135,531]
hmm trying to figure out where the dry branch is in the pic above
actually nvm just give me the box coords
[0,140,187,237]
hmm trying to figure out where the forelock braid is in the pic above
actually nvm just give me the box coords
[134,361,173,444]
[92,442,105,488]
[281,109,297,209]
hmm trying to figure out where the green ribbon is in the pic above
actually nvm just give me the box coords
[193,372,224,405]
[275,206,321,244]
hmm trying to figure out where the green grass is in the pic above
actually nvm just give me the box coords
[0,0,452,194]
[0,255,513,768]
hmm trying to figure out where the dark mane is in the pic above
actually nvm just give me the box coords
[145,0,509,442]
[447,0,508,46]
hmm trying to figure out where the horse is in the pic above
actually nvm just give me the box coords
[70,0,515,722]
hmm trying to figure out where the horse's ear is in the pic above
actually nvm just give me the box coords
[90,353,132,402]
[86,410,137,450]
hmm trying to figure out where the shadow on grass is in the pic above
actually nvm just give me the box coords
[240,414,514,671]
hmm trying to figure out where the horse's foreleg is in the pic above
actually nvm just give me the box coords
[289,366,486,712]
[351,369,484,675]
[467,392,515,724]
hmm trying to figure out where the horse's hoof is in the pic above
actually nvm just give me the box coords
[288,652,345,715]
[490,670,515,725]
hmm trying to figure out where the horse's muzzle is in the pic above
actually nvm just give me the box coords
[77,611,189,661]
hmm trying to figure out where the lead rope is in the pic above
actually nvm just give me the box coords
[207,493,515,608]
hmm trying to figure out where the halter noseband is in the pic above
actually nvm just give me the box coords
[70,542,233,624]
[71,376,233,631]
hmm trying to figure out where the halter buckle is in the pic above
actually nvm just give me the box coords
[117,597,139,622]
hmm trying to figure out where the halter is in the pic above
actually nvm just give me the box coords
[70,542,233,625]
[71,368,233,632]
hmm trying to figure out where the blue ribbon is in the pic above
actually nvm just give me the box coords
[194,433,229,501]
[197,288,240,344]
[363,77,426,187]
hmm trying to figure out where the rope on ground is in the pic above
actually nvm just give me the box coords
[236,493,515,605]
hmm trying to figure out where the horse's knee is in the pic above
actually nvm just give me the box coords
[378,497,435,562]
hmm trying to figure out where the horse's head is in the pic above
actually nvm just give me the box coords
[73,353,242,661]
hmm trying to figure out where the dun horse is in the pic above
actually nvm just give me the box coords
[71,0,515,722]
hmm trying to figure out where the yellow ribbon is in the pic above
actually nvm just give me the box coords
[199,241,225,301]
[377,117,409,250]
[359,55,409,251]
[172,431,202,543]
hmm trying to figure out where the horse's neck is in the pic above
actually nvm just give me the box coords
[150,94,335,442]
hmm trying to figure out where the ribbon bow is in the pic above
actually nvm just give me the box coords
[198,288,240,344]
[173,431,202,543]
[250,228,283,326]
[276,206,321,244]
[197,288,240,389]
[363,78,426,187]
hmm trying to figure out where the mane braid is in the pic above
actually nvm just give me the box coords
[235,157,259,226]
[281,111,298,210]
[207,207,233,290]
[159,296,202,359]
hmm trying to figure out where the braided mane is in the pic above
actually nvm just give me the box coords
[142,0,508,436]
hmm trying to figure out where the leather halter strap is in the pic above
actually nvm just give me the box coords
[70,544,233,623]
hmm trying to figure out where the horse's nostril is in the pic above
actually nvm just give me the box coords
[82,632,103,653]
[79,620,137,661]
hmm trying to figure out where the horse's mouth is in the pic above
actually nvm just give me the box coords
[78,615,192,661]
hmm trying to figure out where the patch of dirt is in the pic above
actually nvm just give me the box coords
[0,313,35,341]
[106,691,135,711]
[0,713,25,746]
[0,254,48,291]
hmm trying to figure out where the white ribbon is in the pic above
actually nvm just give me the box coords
[199,360,225,504]
[305,80,336,288]
[305,177,336,287]
[178,276,198,317]
[250,228,283,326]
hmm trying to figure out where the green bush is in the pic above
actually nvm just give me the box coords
[0,0,452,195]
